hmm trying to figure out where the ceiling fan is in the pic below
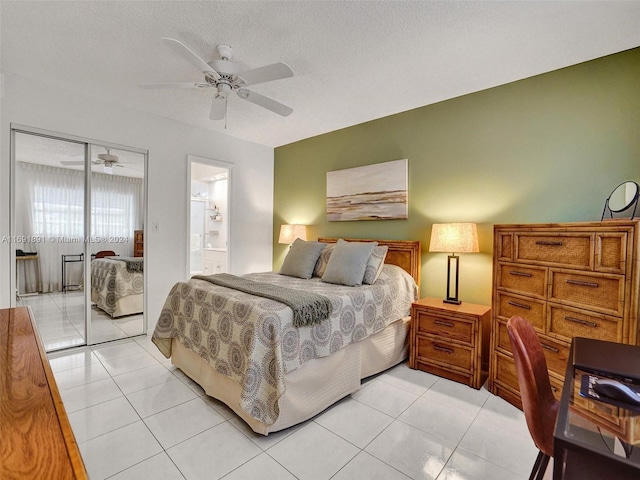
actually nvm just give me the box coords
[139,38,294,123]
[61,150,135,174]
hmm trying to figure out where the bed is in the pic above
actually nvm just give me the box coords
[90,257,144,318]
[152,238,420,435]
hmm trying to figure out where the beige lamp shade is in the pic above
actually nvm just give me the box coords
[429,223,479,253]
[278,224,307,244]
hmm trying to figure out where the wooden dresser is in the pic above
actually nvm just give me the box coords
[133,229,143,257]
[489,221,640,408]
[0,307,87,479]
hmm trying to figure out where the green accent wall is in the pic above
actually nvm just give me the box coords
[274,47,640,306]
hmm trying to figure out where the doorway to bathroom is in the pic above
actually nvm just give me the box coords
[188,156,231,277]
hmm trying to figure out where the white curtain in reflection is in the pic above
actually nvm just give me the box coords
[16,162,143,293]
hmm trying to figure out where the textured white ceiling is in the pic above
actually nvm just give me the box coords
[2,1,640,148]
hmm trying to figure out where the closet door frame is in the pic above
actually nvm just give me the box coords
[9,124,149,346]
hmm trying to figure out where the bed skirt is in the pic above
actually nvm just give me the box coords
[171,315,410,435]
[91,291,143,318]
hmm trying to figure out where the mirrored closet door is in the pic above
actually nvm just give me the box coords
[11,127,147,351]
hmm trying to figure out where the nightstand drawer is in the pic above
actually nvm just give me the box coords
[414,311,473,345]
[549,269,624,316]
[515,233,593,268]
[497,263,547,298]
[415,337,472,372]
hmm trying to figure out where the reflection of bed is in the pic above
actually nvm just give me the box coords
[152,238,420,435]
[90,257,144,318]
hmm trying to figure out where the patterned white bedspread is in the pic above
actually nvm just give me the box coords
[152,264,418,425]
[91,258,144,315]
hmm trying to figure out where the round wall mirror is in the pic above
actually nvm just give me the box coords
[602,181,639,220]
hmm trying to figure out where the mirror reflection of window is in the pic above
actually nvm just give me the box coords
[89,147,145,343]
[14,130,147,351]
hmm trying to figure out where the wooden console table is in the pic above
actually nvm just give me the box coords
[0,307,87,479]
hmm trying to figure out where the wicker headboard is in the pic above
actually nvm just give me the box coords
[317,238,421,287]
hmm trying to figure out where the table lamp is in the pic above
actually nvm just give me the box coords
[278,224,307,246]
[429,223,479,304]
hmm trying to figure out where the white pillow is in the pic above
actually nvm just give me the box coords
[321,239,377,286]
[363,245,389,284]
[279,239,326,279]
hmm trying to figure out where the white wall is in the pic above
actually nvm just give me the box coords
[1,73,274,331]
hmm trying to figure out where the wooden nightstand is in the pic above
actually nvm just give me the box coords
[410,297,491,389]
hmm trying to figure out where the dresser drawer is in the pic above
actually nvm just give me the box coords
[548,304,622,343]
[496,233,514,261]
[596,232,628,274]
[515,233,593,269]
[496,292,545,331]
[494,322,567,390]
[537,334,570,378]
[495,319,513,354]
[497,262,547,298]
[549,270,624,316]
[493,351,520,393]
[413,310,473,345]
[415,337,472,372]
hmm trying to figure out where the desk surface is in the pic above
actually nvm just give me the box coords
[0,307,87,478]
[554,339,640,479]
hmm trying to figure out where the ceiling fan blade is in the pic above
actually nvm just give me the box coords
[210,94,227,121]
[237,89,293,117]
[60,160,85,166]
[161,38,220,80]
[138,82,210,89]
[238,63,293,86]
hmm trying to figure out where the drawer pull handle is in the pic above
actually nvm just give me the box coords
[433,344,454,355]
[508,301,531,310]
[509,270,532,278]
[535,241,563,246]
[541,343,560,353]
[434,320,455,328]
[565,316,598,328]
[566,279,599,288]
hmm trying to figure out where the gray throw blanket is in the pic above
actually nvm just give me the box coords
[106,256,144,273]
[192,273,333,327]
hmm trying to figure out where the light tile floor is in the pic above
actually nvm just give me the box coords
[19,290,144,350]
[48,336,544,480]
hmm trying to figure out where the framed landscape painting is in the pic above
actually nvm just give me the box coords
[326,159,408,221]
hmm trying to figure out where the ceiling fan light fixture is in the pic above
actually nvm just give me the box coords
[141,38,294,123]
[103,164,113,174]
[98,153,118,163]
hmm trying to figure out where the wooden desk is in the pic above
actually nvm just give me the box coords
[0,307,87,479]
[554,338,640,479]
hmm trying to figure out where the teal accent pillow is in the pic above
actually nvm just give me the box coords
[279,239,326,279]
[321,239,377,286]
